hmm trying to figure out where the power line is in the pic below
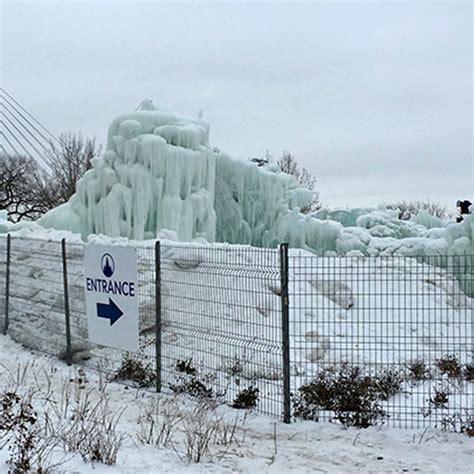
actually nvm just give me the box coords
[1,101,53,152]
[0,113,49,166]
[0,130,25,157]
[0,96,58,150]
[0,88,58,172]
[0,88,58,143]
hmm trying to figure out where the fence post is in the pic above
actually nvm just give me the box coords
[155,241,162,392]
[279,243,291,423]
[3,234,11,335]
[61,239,72,366]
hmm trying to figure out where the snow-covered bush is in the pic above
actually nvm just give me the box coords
[112,353,157,388]
[232,386,259,409]
[292,365,404,428]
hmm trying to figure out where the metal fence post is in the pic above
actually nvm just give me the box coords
[279,243,291,423]
[3,234,11,335]
[61,239,72,366]
[155,240,162,392]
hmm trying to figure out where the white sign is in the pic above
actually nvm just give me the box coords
[84,245,139,352]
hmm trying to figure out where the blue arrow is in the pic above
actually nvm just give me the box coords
[97,298,124,326]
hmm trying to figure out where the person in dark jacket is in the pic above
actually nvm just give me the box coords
[456,200,472,222]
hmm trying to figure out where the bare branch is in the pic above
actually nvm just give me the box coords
[0,132,101,222]
[276,151,321,214]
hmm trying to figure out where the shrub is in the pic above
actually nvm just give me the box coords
[407,360,431,381]
[0,392,38,473]
[136,398,245,463]
[44,382,126,466]
[292,364,397,428]
[136,397,184,448]
[180,405,242,463]
[440,413,474,435]
[436,355,462,379]
[386,200,452,219]
[169,360,217,401]
[176,359,197,375]
[232,386,259,409]
[169,377,214,400]
[1,365,124,469]
[429,387,450,409]
[375,369,403,401]
[112,353,156,388]
[462,364,474,382]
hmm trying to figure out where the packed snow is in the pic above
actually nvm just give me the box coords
[0,335,472,473]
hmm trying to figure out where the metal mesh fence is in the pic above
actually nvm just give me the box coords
[0,235,284,418]
[6,236,68,356]
[0,235,6,329]
[0,233,472,428]
[290,251,473,429]
[159,242,282,417]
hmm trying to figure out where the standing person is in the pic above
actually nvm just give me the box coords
[456,200,472,222]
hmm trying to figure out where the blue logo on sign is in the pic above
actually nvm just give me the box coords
[101,253,115,278]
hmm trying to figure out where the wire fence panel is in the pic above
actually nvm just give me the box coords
[289,251,473,429]
[5,236,69,357]
[0,232,472,427]
[159,243,282,417]
[0,235,7,329]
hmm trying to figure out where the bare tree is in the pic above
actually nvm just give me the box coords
[44,132,101,205]
[0,133,101,222]
[0,154,49,222]
[276,151,321,213]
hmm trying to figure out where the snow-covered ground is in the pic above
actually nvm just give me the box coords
[0,335,473,473]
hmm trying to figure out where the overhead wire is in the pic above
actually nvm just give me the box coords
[0,125,34,158]
[0,88,57,172]
[0,111,49,165]
[1,101,52,153]
[0,88,58,143]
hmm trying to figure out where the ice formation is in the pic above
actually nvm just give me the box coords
[0,211,13,234]
[14,101,471,295]
[39,101,312,244]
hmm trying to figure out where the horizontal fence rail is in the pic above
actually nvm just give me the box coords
[0,233,472,429]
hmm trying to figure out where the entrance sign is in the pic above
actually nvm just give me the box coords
[84,245,139,351]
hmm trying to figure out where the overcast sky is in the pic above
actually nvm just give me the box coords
[1,0,472,209]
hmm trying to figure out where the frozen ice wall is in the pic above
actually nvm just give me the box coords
[214,154,313,247]
[39,101,316,246]
[40,102,217,241]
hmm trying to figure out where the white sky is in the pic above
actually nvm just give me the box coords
[1,0,472,209]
